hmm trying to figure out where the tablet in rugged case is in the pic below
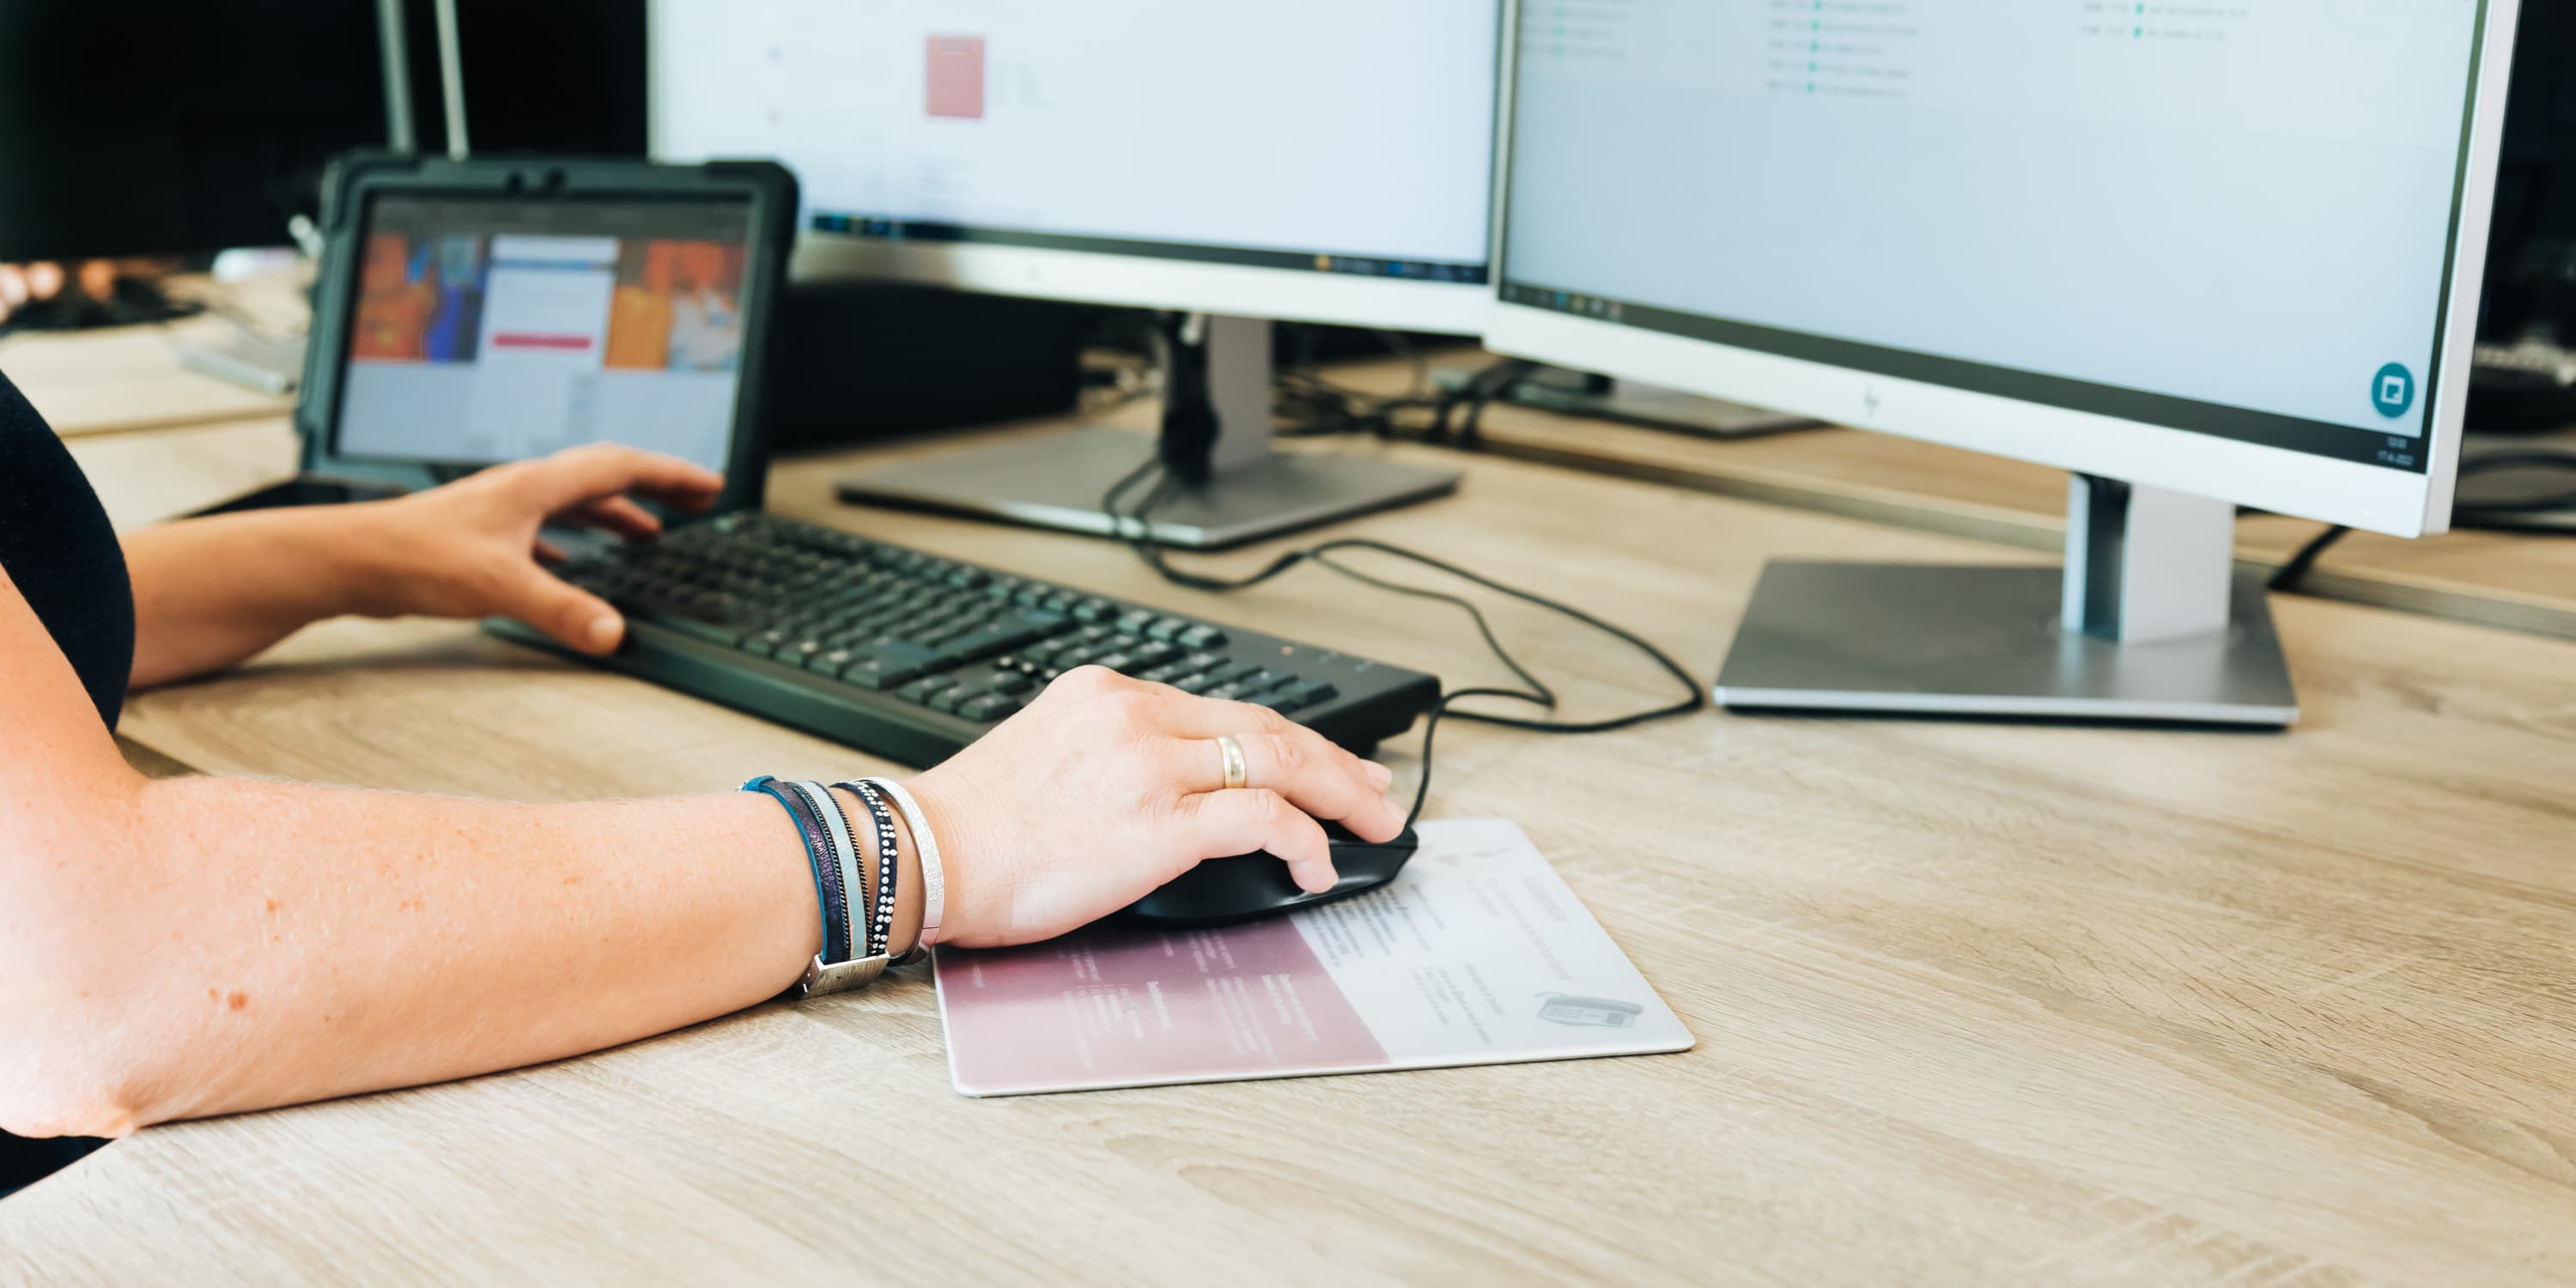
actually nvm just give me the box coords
[294,152,796,514]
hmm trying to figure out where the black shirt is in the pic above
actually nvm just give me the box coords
[0,368,133,726]
[0,365,130,1195]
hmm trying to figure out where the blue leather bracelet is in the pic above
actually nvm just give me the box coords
[743,775,850,965]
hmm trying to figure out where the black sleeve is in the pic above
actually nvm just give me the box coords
[0,367,136,729]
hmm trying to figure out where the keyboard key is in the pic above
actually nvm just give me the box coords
[1177,624,1227,649]
[839,641,945,690]
[958,693,1022,722]
[1175,675,1219,696]
[1089,651,1139,674]
[927,686,970,714]
[1213,661,1267,685]
[813,647,860,677]
[1284,680,1339,709]
[1138,664,1188,684]
[986,671,1036,696]
[1114,611,1157,635]
[619,601,740,647]
[935,617,1048,665]
[1072,597,1115,623]
[896,675,959,704]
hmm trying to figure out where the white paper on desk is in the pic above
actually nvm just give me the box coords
[933,819,1693,1097]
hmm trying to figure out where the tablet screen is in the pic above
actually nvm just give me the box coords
[334,194,753,471]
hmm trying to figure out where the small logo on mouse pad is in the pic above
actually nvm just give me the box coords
[1537,993,1643,1028]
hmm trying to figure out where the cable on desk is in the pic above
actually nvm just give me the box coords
[1102,457,1707,828]
[1272,342,1536,449]
[2269,447,2576,592]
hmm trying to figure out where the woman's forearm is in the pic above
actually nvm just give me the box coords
[3,774,928,1137]
[120,506,383,688]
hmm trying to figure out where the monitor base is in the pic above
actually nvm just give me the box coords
[1715,562,2299,727]
[836,425,1461,550]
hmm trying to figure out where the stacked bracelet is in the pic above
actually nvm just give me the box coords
[859,777,945,957]
[742,775,889,998]
[785,780,866,957]
[837,780,902,960]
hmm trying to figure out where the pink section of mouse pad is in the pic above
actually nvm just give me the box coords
[933,819,1693,1097]
[924,35,986,120]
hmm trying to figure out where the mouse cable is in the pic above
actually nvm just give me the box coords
[1102,458,1707,828]
[2269,447,2576,592]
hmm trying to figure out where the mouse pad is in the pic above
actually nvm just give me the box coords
[932,819,1694,1097]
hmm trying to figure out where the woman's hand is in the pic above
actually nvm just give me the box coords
[349,444,723,653]
[903,665,1407,948]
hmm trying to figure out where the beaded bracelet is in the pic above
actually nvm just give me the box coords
[858,777,945,958]
[835,780,902,961]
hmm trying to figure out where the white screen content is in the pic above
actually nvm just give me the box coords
[649,0,1498,268]
[1503,1,2488,440]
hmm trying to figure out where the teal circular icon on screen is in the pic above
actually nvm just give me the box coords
[2372,362,2416,419]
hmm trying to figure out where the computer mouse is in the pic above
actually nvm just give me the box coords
[1125,822,1420,927]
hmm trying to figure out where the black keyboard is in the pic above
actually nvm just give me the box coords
[484,510,1442,767]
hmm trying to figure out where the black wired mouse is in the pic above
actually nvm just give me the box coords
[1125,822,1420,927]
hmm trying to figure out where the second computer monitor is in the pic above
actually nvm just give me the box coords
[648,1,1501,335]
[1485,3,2524,726]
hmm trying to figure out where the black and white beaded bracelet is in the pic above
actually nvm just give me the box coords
[836,779,903,960]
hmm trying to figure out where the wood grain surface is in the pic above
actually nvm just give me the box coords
[7,414,2574,1285]
[0,276,301,439]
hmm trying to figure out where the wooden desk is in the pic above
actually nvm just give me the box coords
[1380,357,2576,642]
[0,276,301,438]
[8,413,2576,1285]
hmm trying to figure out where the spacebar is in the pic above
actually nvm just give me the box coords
[617,598,743,647]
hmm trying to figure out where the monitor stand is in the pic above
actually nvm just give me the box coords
[835,314,1462,550]
[1715,476,2299,726]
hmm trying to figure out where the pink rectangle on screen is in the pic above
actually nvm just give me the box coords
[925,35,986,119]
[938,916,1390,1095]
[489,332,593,351]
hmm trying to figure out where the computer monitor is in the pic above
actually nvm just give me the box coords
[646,0,1504,548]
[1485,3,2525,727]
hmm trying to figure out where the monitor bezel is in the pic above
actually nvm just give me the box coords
[1483,1,2524,539]
[791,235,1494,335]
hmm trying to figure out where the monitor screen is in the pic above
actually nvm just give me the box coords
[650,1,1499,286]
[334,195,753,471]
[1500,3,2506,474]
